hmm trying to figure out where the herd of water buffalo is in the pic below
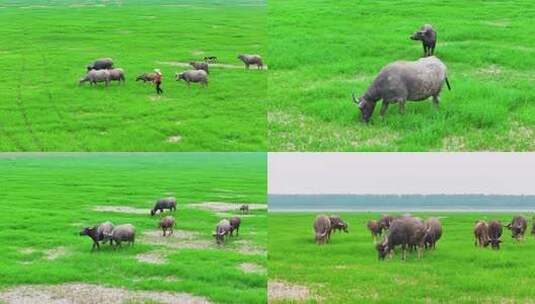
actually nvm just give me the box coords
[78,54,264,87]
[79,197,251,250]
[352,24,452,123]
[313,214,535,260]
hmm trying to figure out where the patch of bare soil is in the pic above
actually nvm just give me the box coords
[132,276,180,283]
[233,240,267,256]
[93,205,148,215]
[18,248,35,255]
[167,135,182,143]
[238,263,266,274]
[0,283,211,304]
[476,64,502,77]
[268,280,311,303]
[136,252,167,264]
[189,202,266,213]
[158,61,268,70]
[44,247,68,261]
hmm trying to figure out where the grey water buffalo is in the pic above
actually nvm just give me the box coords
[367,220,381,240]
[151,197,177,216]
[106,224,135,248]
[474,220,489,247]
[175,70,208,87]
[240,204,249,214]
[87,58,113,71]
[238,54,264,70]
[506,215,527,241]
[229,216,241,237]
[159,216,175,237]
[108,68,125,84]
[79,221,114,251]
[213,219,232,245]
[352,56,451,122]
[190,61,209,74]
[376,216,426,260]
[423,217,442,250]
[378,215,394,234]
[329,215,348,233]
[136,73,157,83]
[313,215,331,245]
[488,220,503,249]
[410,24,437,57]
[79,69,111,86]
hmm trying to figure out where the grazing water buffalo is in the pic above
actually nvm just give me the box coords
[229,216,241,237]
[79,69,110,86]
[474,220,489,247]
[352,56,451,122]
[238,54,263,69]
[106,224,135,248]
[367,220,381,240]
[488,220,503,249]
[240,204,249,214]
[378,215,394,234]
[410,24,437,57]
[79,221,114,251]
[136,73,156,83]
[213,219,232,245]
[329,215,348,233]
[151,197,177,216]
[423,217,442,250]
[175,70,208,87]
[159,216,175,237]
[190,61,209,74]
[87,58,113,71]
[376,216,426,260]
[313,215,331,245]
[108,68,125,84]
[506,215,527,241]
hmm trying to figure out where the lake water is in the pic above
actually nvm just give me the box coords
[269,195,535,212]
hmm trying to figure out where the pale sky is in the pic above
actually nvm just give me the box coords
[268,153,535,195]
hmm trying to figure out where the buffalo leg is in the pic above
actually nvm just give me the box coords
[398,100,406,114]
[379,101,389,119]
[432,95,440,109]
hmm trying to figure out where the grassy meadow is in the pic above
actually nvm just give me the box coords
[269,212,535,303]
[268,0,535,151]
[0,153,267,304]
[0,0,266,151]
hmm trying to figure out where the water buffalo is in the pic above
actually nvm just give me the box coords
[410,24,437,57]
[423,217,442,250]
[87,58,113,71]
[106,224,135,248]
[159,216,175,237]
[329,215,348,233]
[190,61,209,74]
[367,220,381,240]
[488,220,503,249]
[238,54,263,69]
[506,215,527,241]
[136,73,156,83]
[79,221,114,251]
[240,204,249,214]
[151,197,177,216]
[352,56,451,122]
[474,220,489,247]
[108,68,125,84]
[204,56,217,63]
[229,216,241,237]
[79,69,110,86]
[376,216,426,260]
[378,215,394,234]
[175,70,208,87]
[213,219,232,245]
[313,215,331,245]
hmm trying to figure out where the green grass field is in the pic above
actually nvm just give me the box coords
[0,0,266,151]
[269,212,535,303]
[0,153,267,304]
[268,0,535,151]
